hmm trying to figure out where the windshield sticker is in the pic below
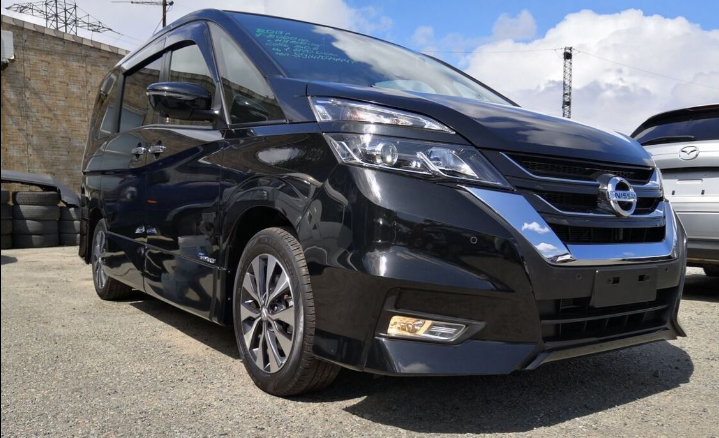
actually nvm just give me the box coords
[254,28,353,63]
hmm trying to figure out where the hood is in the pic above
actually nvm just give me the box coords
[307,81,654,167]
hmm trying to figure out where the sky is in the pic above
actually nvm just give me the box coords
[2,0,718,133]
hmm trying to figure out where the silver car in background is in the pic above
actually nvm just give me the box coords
[632,104,719,277]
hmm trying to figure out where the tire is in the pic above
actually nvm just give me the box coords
[233,227,340,396]
[92,219,133,300]
[12,219,58,235]
[59,220,80,234]
[60,233,80,246]
[704,266,719,277]
[1,235,10,250]
[1,205,11,220]
[12,191,59,206]
[1,220,11,235]
[13,233,59,248]
[12,205,60,220]
[1,189,8,204]
[60,207,81,221]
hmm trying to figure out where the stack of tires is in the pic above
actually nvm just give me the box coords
[12,191,60,248]
[1,189,11,249]
[59,205,81,246]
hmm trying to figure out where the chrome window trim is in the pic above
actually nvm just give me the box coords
[502,152,661,189]
[463,187,679,266]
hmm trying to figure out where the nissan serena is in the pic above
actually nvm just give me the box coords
[80,10,687,396]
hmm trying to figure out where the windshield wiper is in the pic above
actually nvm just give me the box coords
[641,135,695,146]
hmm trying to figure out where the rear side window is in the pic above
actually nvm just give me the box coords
[634,112,719,145]
[165,44,216,126]
[209,23,284,124]
[120,57,163,131]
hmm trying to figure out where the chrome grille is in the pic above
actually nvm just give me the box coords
[537,191,662,215]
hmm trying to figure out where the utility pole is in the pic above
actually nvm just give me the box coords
[562,47,573,119]
[161,0,168,27]
[110,0,174,29]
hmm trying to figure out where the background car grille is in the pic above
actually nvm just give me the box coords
[510,153,654,184]
[548,223,665,244]
[537,287,677,343]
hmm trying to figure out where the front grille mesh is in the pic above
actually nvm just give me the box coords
[549,223,665,244]
[511,154,654,184]
[538,289,675,342]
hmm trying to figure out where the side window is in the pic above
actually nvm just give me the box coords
[93,73,118,139]
[209,23,284,124]
[165,44,216,126]
[120,57,163,132]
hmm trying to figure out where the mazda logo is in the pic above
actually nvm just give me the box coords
[679,145,699,160]
[597,175,637,217]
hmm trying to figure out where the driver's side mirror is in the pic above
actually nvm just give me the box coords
[147,82,217,122]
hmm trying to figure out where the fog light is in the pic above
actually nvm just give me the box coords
[387,316,465,342]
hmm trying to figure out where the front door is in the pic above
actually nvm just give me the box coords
[142,36,224,319]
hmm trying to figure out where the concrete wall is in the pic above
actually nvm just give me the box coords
[1,15,129,192]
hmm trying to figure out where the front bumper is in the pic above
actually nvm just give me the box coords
[299,166,686,375]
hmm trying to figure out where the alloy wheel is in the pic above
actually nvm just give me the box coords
[239,254,296,373]
[92,229,108,290]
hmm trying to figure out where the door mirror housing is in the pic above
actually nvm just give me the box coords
[146,82,217,122]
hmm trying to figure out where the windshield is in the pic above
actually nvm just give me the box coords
[232,13,512,105]
[633,112,719,145]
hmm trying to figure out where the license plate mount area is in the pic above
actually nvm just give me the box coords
[590,267,658,308]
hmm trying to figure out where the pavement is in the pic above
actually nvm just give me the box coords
[1,246,717,438]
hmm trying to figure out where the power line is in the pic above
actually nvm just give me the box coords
[111,0,174,28]
[6,0,114,34]
[575,49,719,91]
[422,47,562,54]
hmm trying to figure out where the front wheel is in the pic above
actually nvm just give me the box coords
[233,227,340,396]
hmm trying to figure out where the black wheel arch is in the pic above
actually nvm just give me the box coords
[216,205,295,325]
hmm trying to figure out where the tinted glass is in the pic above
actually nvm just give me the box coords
[210,23,284,124]
[232,14,511,105]
[166,44,215,126]
[120,57,162,132]
[634,113,719,145]
[95,73,117,138]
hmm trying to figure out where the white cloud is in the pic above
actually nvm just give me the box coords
[411,10,537,67]
[412,25,435,47]
[522,222,551,234]
[492,9,537,41]
[462,9,719,132]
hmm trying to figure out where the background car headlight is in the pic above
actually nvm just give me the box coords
[310,97,454,133]
[325,133,511,188]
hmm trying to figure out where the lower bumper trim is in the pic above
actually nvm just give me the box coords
[365,337,536,376]
[526,328,677,370]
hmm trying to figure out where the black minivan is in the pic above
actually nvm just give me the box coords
[80,9,687,396]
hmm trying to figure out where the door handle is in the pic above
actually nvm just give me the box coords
[148,144,166,156]
[131,146,146,160]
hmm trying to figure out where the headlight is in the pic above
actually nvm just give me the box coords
[310,97,453,133]
[325,133,511,188]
